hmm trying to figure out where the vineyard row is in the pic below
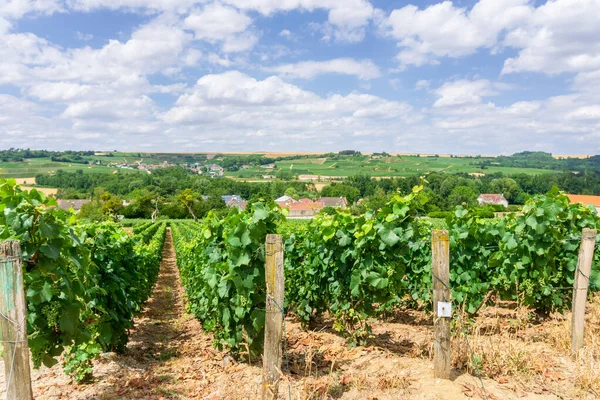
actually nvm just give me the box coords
[170,185,600,357]
[0,178,167,385]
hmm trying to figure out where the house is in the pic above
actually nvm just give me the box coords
[274,195,296,206]
[286,202,324,219]
[299,175,319,181]
[221,195,243,203]
[477,194,508,208]
[319,197,349,209]
[206,164,224,177]
[57,199,91,212]
[260,164,275,169]
[262,175,276,179]
[227,199,248,210]
[297,198,314,204]
[566,195,600,213]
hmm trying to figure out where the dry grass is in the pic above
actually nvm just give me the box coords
[451,294,600,397]
[453,324,540,379]
[572,295,600,396]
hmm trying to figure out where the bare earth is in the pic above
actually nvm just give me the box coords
[1,231,598,399]
[14,177,37,185]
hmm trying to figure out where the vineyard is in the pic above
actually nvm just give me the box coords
[1,177,600,399]
[0,178,166,383]
[170,185,600,352]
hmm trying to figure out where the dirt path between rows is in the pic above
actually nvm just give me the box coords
[11,229,265,400]
[2,229,595,399]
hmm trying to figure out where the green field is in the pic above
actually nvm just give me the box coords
[0,157,141,178]
[0,153,560,180]
[0,152,206,178]
[229,155,557,179]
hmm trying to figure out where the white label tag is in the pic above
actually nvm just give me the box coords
[437,301,452,318]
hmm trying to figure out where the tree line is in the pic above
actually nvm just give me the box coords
[34,166,600,220]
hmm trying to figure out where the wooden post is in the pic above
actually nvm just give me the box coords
[262,234,284,400]
[571,228,597,357]
[432,230,451,380]
[0,240,33,400]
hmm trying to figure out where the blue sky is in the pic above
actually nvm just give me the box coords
[1,0,599,154]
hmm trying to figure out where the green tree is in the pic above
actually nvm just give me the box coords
[490,178,522,203]
[363,187,389,211]
[79,200,107,221]
[100,193,123,219]
[345,174,376,198]
[320,183,361,204]
[284,187,299,200]
[448,186,477,207]
[178,189,200,221]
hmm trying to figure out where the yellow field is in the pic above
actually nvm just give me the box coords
[20,186,58,196]
[14,177,37,184]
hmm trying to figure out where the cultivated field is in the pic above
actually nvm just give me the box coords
[230,155,558,179]
[0,158,135,178]
[0,153,565,181]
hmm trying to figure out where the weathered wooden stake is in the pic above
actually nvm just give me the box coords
[262,234,284,400]
[0,240,33,400]
[432,229,451,380]
[571,228,597,357]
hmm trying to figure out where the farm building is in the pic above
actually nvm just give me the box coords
[477,194,508,208]
[274,195,295,206]
[57,199,91,212]
[260,164,275,169]
[221,195,243,203]
[319,197,349,209]
[299,175,319,181]
[206,164,224,177]
[286,202,324,219]
[227,199,247,210]
[566,194,600,213]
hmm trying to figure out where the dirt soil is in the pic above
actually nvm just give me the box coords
[1,231,597,399]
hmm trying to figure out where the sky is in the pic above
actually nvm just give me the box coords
[1,0,599,155]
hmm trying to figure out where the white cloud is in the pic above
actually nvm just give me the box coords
[207,52,233,67]
[27,82,92,101]
[159,71,418,150]
[62,96,156,120]
[66,0,198,13]
[502,0,600,76]
[415,80,430,90]
[382,0,532,68]
[225,0,374,43]
[183,3,260,53]
[1,0,599,154]
[0,17,11,33]
[75,31,93,41]
[433,79,501,108]
[423,81,600,154]
[264,58,381,80]
[184,3,250,40]
[567,106,600,121]
[64,0,376,49]
[0,0,64,19]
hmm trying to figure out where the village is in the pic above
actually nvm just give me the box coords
[54,191,600,220]
[104,159,225,177]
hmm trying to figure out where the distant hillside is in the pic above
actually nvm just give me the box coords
[473,152,600,172]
